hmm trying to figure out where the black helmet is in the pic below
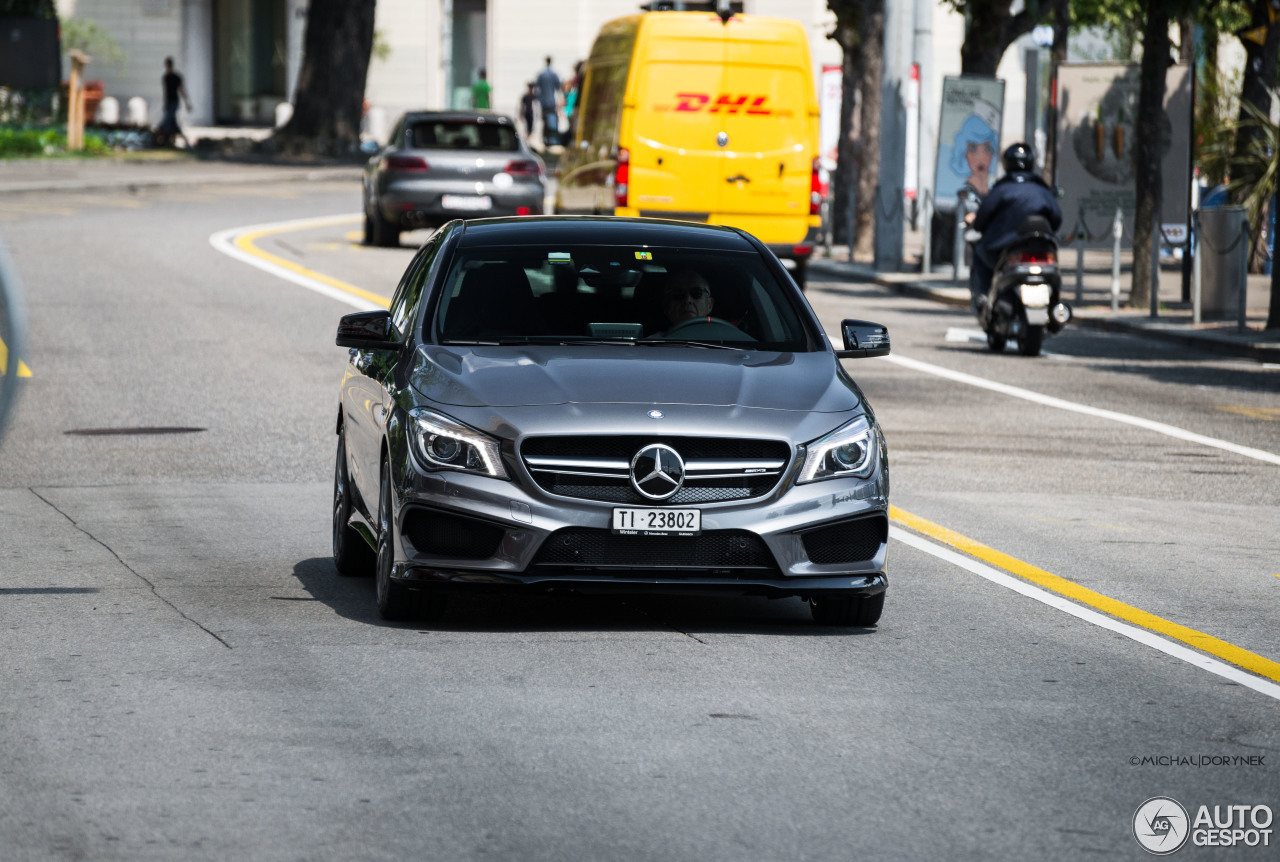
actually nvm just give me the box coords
[1002,142,1035,174]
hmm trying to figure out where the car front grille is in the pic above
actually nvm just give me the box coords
[520,435,791,505]
[531,528,777,573]
[800,515,887,565]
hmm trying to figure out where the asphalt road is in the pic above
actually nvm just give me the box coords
[1,181,1277,861]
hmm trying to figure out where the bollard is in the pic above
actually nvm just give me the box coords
[1150,210,1161,318]
[1075,229,1084,303]
[127,96,147,126]
[1110,208,1123,313]
[98,96,119,124]
[953,190,968,282]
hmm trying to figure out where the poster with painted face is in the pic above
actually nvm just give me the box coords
[934,76,1006,209]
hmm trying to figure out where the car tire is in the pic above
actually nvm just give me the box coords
[374,459,445,622]
[1018,325,1044,357]
[369,207,399,248]
[810,591,885,627]
[792,260,807,291]
[985,330,1007,353]
[363,211,375,246]
[333,431,374,577]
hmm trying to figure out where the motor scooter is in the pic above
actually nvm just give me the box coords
[974,214,1072,356]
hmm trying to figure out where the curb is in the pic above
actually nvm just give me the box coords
[808,258,1280,364]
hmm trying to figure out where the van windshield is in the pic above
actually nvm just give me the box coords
[433,245,813,351]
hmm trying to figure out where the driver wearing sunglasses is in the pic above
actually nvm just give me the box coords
[661,270,714,327]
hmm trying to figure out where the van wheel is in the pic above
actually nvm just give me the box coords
[792,261,808,290]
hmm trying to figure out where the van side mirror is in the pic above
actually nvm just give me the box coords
[336,310,399,350]
[836,319,890,359]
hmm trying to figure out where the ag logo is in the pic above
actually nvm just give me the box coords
[1133,797,1190,855]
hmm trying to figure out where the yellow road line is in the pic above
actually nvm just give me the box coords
[1217,404,1280,421]
[0,337,32,377]
[890,505,1280,685]
[233,219,389,309]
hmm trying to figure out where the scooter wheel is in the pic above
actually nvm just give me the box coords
[1018,325,1044,356]
[986,330,1007,353]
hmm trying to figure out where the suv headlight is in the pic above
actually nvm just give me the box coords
[409,408,509,480]
[797,416,879,483]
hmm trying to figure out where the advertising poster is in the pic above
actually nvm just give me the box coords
[934,76,1006,211]
[1055,64,1191,243]
[819,64,842,172]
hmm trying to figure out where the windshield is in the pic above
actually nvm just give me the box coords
[407,120,519,151]
[432,245,813,350]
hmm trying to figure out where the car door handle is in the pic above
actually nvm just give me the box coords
[725,174,751,183]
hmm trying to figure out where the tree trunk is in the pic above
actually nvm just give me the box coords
[960,0,1037,77]
[1131,3,1171,311]
[1043,0,1069,184]
[853,0,884,261]
[830,21,860,255]
[274,0,377,154]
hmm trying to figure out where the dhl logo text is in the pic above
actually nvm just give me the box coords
[673,93,772,114]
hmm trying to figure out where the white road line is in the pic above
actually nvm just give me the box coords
[882,352,1280,467]
[890,527,1280,701]
[209,214,379,312]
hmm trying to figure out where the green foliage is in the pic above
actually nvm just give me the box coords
[0,0,57,17]
[59,18,127,72]
[0,124,111,158]
[1195,50,1242,187]
[371,29,391,63]
[1218,92,1280,236]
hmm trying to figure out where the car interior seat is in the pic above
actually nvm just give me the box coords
[442,262,547,341]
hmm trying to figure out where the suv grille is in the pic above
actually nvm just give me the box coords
[800,515,887,565]
[532,528,777,573]
[520,436,791,505]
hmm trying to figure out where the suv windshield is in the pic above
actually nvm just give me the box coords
[407,120,519,151]
[432,245,812,350]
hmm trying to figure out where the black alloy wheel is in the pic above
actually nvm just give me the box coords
[809,591,885,627]
[374,459,446,622]
[369,206,399,248]
[333,431,374,577]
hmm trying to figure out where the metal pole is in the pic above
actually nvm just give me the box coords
[922,190,932,274]
[1238,217,1249,333]
[1192,211,1202,325]
[1111,208,1123,313]
[1075,228,1084,303]
[953,192,967,282]
[1150,209,1161,318]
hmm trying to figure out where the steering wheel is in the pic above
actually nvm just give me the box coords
[660,316,752,341]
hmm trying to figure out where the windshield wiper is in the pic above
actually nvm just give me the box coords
[636,339,748,351]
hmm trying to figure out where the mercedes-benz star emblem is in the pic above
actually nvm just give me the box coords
[647,409,664,419]
[630,443,686,501]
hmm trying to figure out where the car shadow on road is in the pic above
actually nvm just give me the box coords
[289,557,879,637]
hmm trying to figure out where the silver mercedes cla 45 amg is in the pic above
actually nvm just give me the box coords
[333,216,891,626]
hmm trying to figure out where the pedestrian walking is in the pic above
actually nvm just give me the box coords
[535,56,561,147]
[471,69,492,110]
[154,57,192,148]
[520,82,537,138]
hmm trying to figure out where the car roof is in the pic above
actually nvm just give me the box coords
[402,111,515,124]
[453,216,758,251]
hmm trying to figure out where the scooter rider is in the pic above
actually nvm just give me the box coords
[966,143,1062,316]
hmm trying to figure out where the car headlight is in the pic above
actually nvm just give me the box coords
[409,408,509,480]
[797,416,879,483]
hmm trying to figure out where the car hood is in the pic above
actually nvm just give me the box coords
[411,345,862,413]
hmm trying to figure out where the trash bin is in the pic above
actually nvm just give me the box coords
[1198,206,1249,319]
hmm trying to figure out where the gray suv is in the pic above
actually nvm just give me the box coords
[334,217,891,626]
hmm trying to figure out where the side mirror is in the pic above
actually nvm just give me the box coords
[836,319,890,359]
[336,310,399,350]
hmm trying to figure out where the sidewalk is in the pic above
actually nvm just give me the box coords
[0,143,362,195]
[812,226,1280,364]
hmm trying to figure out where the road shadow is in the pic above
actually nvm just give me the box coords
[289,557,878,637]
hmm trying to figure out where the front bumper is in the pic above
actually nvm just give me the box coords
[386,449,890,600]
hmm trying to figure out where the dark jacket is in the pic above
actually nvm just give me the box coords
[971,172,1062,256]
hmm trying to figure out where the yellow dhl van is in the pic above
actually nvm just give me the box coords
[554,10,822,286]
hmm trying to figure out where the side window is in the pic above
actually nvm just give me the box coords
[389,235,442,336]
